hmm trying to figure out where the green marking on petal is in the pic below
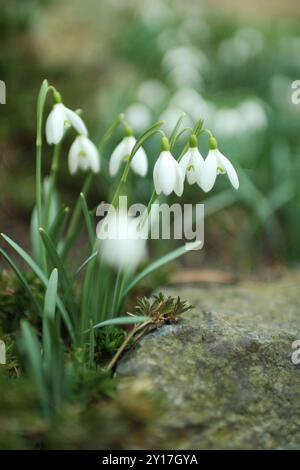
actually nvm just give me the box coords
[217,166,225,174]
[187,164,194,172]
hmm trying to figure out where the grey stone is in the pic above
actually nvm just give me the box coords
[117,273,300,449]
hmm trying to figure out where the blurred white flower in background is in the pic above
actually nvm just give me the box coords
[162,46,207,88]
[214,108,246,138]
[218,27,264,66]
[159,106,193,135]
[109,136,148,177]
[138,80,169,109]
[214,99,267,138]
[238,99,267,132]
[124,103,152,133]
[68,135,100,175]
[170,88,216,124]
[278,36,300,68]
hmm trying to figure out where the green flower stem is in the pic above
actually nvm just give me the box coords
[110,121,164,208]
[35,80,51,272]
[45,143,61,228]
[106,319,152,371]
[62,173,94,259]
[111,269,123,317]
[35,80,49,228]
[98,114,123,154]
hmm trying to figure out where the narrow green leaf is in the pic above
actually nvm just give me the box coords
[49,206,69,245]
[80,192,95,249]
[129,120,165,164]
[98,113,123,154]
[121,242,201,301]
[39,228,74,298]
[61,174,93,260]
[75,251,98,276]
[1,233,75,342]
[169,112,186,149]
[82,315,150,334]
[20,320,48,412]
[44,268,58,320]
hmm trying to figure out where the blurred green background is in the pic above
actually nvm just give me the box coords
[1,0,300,273]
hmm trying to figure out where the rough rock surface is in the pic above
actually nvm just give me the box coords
[117,273,300,449]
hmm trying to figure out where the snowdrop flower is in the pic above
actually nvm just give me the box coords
[109,132,147,177]
[153,137,184,197]
[201,137,239,192]
[179,134,204,187]
[46,103,87,145]
[99,209,147,273]
[68,135,100,175]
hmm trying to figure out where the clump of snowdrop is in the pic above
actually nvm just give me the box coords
[153,137,184,196]
[201,137,239,192]
[0,79,241,392]
[0,79,243,419]
[109,128,148,177]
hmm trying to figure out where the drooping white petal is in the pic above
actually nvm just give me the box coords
[131,146,148,176]
[201,149,218,192]
[46,103,65,145]
[80,136,100,173]
[68,136,100,175]
[179,149,191,176]
[68,137,81,175]
[156,151,177,196]
[109,139,127,176]
[218,151,239,190]
[189,148,204,185]
[64,107,88,137]
[180,148,204,187]
[153,157,162,194]
[174,162,184,196]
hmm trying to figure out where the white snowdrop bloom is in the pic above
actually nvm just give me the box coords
[46,103,87,145]
[201,138,239,192]
[109,135,148,177]
[179,135,204,187]
[153,138,184,197]
[99,210,147,273]
[68,135,100,175]
[170,88,215,124]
